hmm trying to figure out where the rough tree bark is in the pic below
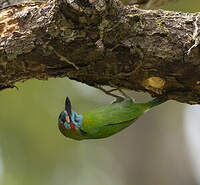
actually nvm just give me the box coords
[126,0,176,9]
[0,0,176,10]
[0,0,200,104]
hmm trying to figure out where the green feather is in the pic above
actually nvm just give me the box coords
[81,97,167,139]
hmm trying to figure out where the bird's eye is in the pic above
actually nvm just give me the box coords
[61,117,66,123]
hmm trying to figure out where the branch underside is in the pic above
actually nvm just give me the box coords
[0,0,200,104]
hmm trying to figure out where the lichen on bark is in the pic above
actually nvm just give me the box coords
[0,0,200,104]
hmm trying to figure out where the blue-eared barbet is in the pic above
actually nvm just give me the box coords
[58,92,167,140]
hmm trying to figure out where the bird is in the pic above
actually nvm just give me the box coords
[58,88,167,140]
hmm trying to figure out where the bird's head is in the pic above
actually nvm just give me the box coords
[58,97,86,140]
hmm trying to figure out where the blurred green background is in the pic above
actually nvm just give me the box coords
[1,0,200,185]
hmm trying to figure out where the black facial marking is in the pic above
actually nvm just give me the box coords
[59,112,66,123]
[58,113,61,120]
[61,115,66,123]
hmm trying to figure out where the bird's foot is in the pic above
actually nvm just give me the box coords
[108,83,132,100]
[95,85,132,103]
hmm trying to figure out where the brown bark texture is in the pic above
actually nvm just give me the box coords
[126,0,176,9]
[0,0,200,104]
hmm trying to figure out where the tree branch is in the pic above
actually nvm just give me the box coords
[126,0,176,9]
[0,0,200,104]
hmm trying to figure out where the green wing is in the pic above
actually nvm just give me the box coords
[82,99,147,138]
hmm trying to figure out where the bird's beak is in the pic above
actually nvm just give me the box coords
[65,96,72,121]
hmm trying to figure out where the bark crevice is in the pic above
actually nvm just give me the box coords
[0,0,200,104]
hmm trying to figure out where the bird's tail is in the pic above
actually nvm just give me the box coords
[147,96,168,108]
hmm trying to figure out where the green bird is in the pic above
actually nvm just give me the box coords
[58,89,167,140]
